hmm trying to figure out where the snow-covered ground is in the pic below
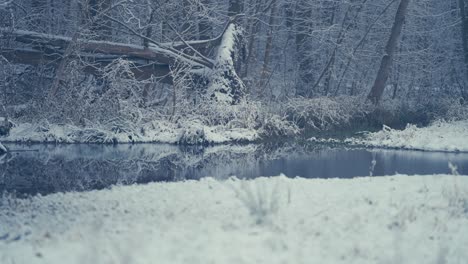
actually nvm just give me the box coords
[346,120,468,152]
[1,175,468,264]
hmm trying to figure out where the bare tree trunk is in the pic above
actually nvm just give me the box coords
[242,0,263,78]
[334,0,397,96]
[143,9,156,48]
[48,30,80,98]
[367,0,410,105]
[458,0,468,100]
[259,0,278,92]
[295,1,313,96]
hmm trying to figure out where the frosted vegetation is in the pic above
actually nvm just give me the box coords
[1,1,468,263]
[0,0,467,145]
[347,120,468,152]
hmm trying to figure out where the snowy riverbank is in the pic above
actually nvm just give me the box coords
[1,175,468,264]
[0,120,262,144]
[346,120,468,152]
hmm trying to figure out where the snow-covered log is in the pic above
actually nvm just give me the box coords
[207,22,246,105]
[0,28,212,84]
[0,49,174,84]
[1,23,247,104]
[1,29,212,67]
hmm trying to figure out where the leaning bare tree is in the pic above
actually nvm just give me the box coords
[367,0,411,105]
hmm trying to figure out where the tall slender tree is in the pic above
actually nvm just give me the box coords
[259,0,278,91]
[367,0,411,104]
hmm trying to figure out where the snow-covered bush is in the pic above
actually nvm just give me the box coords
[258,112,300,138]
[347,119,468,152]
[284,96,369,131]
[177,99,299,140]
[177,120,207,145]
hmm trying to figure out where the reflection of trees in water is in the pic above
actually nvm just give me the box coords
[0,144,267,195]
[1,154,182,196]
[0,142,337,196]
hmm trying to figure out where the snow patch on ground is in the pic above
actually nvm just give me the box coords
[1,175,468,264]
[346,120,468,152]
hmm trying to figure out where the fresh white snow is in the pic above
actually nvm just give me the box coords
[346,120,468,152]
[1,175,468,264]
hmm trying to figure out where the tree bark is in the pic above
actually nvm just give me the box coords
[367,0,410,105]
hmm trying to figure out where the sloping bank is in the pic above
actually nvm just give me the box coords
[1,175,467,264]
[344,120,468,152]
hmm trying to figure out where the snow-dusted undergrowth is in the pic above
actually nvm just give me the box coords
[1,175,467,264]
[1,106,298,145]
[284,96,369,131]
[3,95,467,145]
[2,119,261,144]
[1,98,299,144]
[347,120,468,152]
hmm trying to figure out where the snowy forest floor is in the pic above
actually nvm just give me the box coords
[1,175,468,264]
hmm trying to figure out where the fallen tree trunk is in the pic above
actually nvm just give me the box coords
[1,28,210,68]
[1,20,246,104]
[0,49,173,84]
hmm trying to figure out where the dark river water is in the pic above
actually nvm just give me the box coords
[1,142,467,196]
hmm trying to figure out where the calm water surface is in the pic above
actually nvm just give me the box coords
[1,142,467,196]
